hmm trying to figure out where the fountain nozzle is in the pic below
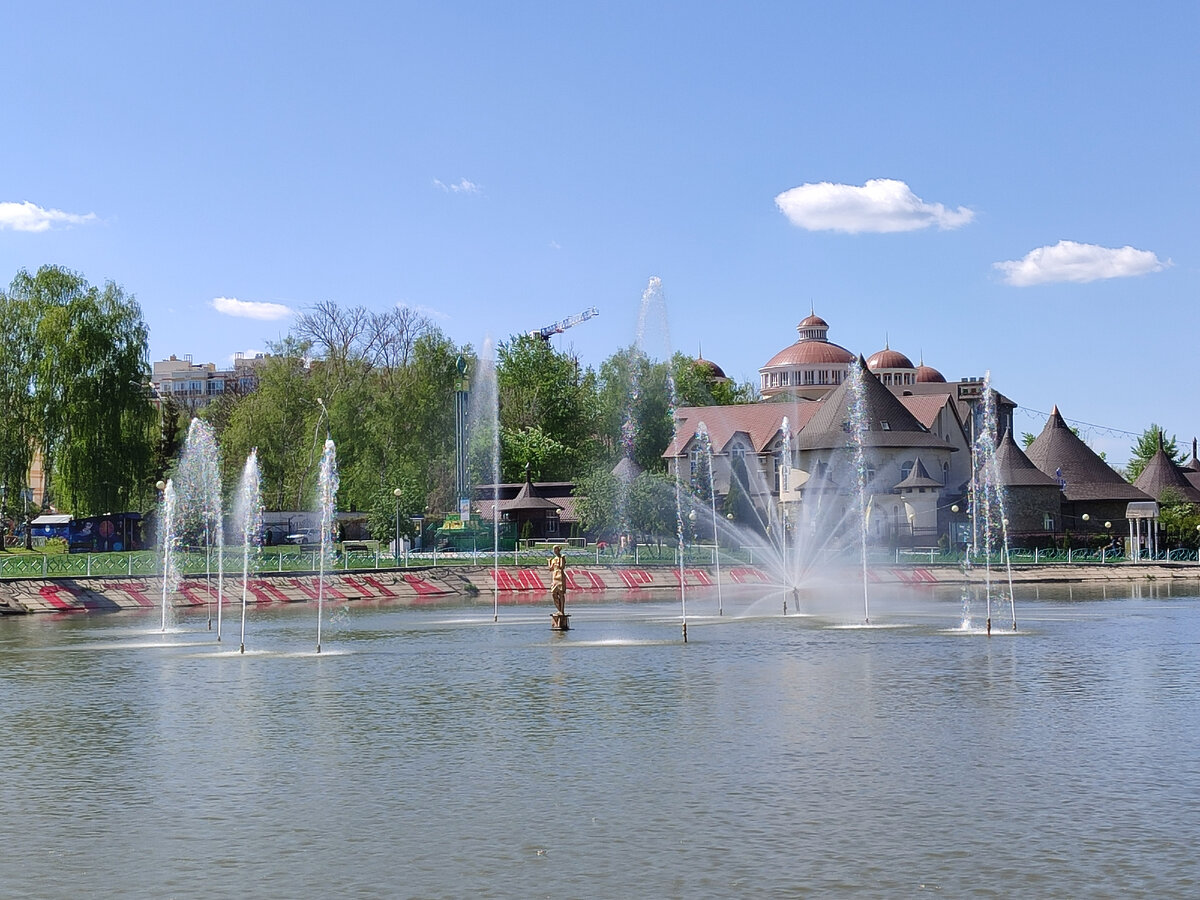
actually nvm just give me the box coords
[986,617,992,637]
[682,622,688,643]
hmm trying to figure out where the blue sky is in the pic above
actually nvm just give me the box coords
[3,1,1196,466]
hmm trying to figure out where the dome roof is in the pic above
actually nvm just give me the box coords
[798,313,828,329]
[694,356,727,379]
[763,340,855,369]
[866,347,915,370]
[915,364,946,383]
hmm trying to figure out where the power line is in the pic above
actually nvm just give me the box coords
[1014,406,1142,441]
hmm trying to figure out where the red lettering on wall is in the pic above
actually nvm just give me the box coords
[566,569,605,591]
[402,574,446,596]
[37,583,78,610]
[490,569,548,591]
[107,581,157,608]
[728,568,768,584]
[619,569,654,588]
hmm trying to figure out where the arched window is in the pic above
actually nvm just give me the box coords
[900,460,915,482]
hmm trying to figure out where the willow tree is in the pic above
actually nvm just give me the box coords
[2,266,156,516]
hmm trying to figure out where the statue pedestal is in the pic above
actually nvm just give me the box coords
[551,612,570,631]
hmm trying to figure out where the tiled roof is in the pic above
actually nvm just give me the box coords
[667,400,818,456]
[899,394,955,431]
[1026,407,1150,502]
[794,360,949,452]
[993,426,1060,487]
[1133,442,1200,503]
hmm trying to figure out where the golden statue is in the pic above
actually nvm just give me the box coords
[548,544,569,628]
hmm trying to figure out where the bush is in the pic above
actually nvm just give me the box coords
[43,537,69,554]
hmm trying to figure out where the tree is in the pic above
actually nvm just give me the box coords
[1,266,156,516]
[496,334,600,481]
[1126,424,1183,482]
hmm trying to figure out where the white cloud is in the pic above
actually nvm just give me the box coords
[433,177,481,194]
[0,200,98,232]
[211,297,294,321]
[399,301,449,321]
[774,178,974,233]
[994,240,1168,286]
[549,240,561,250]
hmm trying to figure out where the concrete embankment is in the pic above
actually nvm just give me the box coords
[1,562,1197,615]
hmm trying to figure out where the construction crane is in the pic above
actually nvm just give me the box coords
[530,306,599,341]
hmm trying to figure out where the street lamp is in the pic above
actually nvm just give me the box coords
[393,488,403,564]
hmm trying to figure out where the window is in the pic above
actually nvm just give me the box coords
[880,421,890,431]
[730,444,746,461]
[546,512,560,535]
[900,461,914,481]
[689,449,702,476]
[942,462,949,484]
[1044,514,1055,531]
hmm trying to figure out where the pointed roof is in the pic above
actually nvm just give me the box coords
[1026,407,1150,502]
[499,465,562,512]
[1133,436,1200,503]
[611,456,642,484]
[993,426,1060,487]
[1186,438,1200,472]
[795,359,950,452]
[894,457,942,490]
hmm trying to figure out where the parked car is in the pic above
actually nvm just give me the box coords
[285,530,320,546]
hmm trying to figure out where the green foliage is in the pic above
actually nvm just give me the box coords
[1126,424,1183,481]
[1021,432,1036,449]
[496,334,600,481]
[574,467,621,538]
[626,471,678,543]
[42,537,68,554]
[364,474,424,543]
[0,266,156,516]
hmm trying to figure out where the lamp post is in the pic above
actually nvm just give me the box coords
[393,488,402,565]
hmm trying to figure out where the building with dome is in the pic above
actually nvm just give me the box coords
[759,311,953,400]
[759,312,855,400]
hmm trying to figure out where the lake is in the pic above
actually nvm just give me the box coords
[2,581,1197,898]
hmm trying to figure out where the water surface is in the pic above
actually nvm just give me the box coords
[2,583,1198,898]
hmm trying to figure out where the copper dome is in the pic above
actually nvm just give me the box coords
[798,313,828,329]
[915,364,946,383]
[866,348,915,370]
[763,340,855,368]
[695,357,727,379]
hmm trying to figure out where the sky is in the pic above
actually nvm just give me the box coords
[3,1,1196,467]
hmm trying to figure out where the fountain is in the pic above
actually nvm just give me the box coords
[968,371,1017,634]
[464,337,501,621]
[174,418,224,637]
[158,479,180,632]
[232,450,262,653]
[315,437,339,653]
[846,358,872,624]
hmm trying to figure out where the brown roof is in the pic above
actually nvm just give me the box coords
[1133,441,1200,503]
[867,347,915,370]
[1026,407,1150,502]
[993,426,1060,487]
[899,393,957,432]
[915,363,946,383]
[795,360,950,452]
[668,400,818,457]
[762,339,855,369]
[799,313,828,328]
